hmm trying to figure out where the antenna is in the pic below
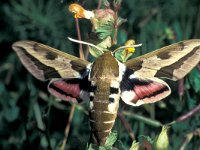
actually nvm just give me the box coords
[68,37,104,53]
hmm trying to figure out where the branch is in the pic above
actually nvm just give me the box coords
[176,103,200,122]
[168,103,200,125]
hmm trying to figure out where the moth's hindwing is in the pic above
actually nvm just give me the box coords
[12,41,90,81]
[125,39,200,81]
[120,68,171,106]
[48,76,91,103]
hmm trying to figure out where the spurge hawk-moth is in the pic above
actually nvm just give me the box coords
[12,39,200,145]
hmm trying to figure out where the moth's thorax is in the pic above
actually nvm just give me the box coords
[89,51,119,80]
[89,51,121,108]
[88,51,121,111]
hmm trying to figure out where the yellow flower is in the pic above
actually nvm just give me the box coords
[69,3,94,19]
[125,40,136,53]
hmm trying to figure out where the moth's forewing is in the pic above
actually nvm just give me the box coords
[12,41,90,81]
[125,40,200,81]
[12,40,91,103]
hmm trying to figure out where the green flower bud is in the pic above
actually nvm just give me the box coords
[130,141,140,150]
[155,126,169,150]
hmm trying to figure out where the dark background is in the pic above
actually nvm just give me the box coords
[0,0,200,149]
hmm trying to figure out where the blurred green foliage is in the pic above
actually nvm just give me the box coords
[0,0,200,150]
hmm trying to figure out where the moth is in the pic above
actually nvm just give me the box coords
[12,40,200,145]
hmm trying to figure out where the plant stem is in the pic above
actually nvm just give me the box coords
[75,18,85,60]
[97,0,102,9]
[123,111,162,127]
[118,112,135,140]
[178,79,184,98]
[61,104,76,150]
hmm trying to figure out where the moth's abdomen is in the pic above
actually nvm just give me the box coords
[89,110,117,145]
[88,51,122,145]
[89,92,119,145]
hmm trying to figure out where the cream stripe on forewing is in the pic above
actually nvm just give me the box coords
[34,50,82,78]
[155,45,200,80]
[15,48,45,80]
[173,46,200,80]
[134,53,191,78]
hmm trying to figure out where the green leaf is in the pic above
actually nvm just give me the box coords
[117,29,128,45]
[105,131,118,147]
[4,106,20,122]
[139,136,154,150]
[188,69,200,92]
[88,36,111,58]
[88,46,104,58]
[87,144,96,150]
[95,21,115,40]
